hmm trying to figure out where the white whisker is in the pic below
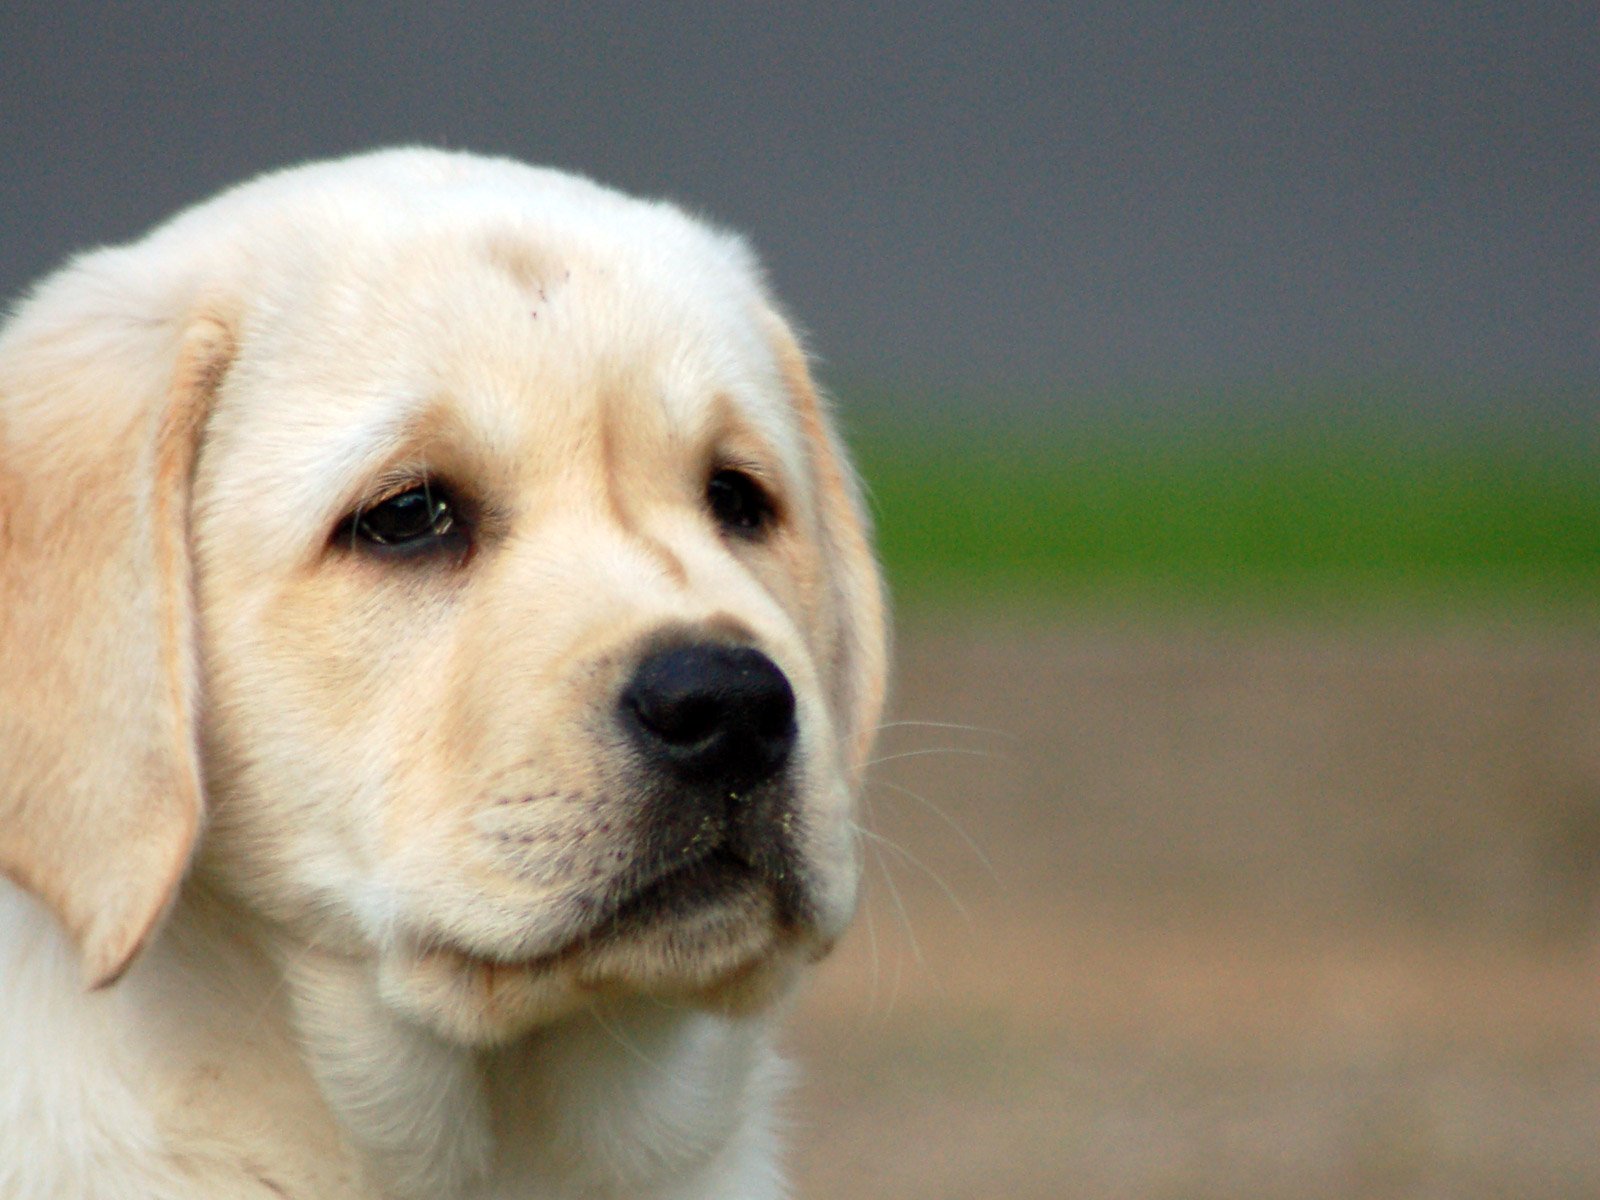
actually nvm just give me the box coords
[876,719,1018,742]
[855,825,973,931]
[584,1001,668,1074]
[868,776,998,885]
[863,746,1001,769]
[857,820,924,979]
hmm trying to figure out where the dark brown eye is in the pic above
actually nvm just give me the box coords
[706,468,775,537]
[339,484,468,558]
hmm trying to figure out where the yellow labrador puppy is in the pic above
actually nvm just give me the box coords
[0,149,886,1199]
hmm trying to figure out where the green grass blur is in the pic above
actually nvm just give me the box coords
[844,403,1600,617]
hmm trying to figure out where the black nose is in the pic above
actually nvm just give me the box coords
[621,643,797,785]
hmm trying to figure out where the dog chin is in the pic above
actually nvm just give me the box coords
[377,890,810,1045]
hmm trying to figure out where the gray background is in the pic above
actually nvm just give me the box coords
[3,3,1595,408]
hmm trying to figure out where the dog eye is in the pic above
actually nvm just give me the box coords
[340,484,467,557]
[706,468,775,537]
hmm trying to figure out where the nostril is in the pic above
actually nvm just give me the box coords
[751,679,796,742]
[621,643,796,783]
[628,685,722,748]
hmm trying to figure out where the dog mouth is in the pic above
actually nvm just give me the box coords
[588,844,764,933]
[553,838,808,967]
[420,839,800,978]
[378,801,826,1043]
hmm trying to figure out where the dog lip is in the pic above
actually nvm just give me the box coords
[418,846,797,976]
[599,844,758,928]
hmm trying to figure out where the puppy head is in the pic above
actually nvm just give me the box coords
[0,150,887,1038]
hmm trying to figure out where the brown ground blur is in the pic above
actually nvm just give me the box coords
[787,619,1600,1200]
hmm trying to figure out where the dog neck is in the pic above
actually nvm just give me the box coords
[280,942,787,1198]
[4,885,787,1199]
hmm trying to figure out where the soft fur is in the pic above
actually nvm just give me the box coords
[0,149,887,1199]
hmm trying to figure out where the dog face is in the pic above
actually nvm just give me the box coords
[0,151,887,1044]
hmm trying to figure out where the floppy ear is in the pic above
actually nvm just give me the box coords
[763,313,890,783]
[0,261,231,988]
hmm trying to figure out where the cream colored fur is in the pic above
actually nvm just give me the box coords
[0,149,887,1199]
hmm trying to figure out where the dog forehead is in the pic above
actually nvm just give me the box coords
[243,241,794,459]
[394,216,793,447]
[198,159,810,533]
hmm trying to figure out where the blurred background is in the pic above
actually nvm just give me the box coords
[5,4,1598,1195]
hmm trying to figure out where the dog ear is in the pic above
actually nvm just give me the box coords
[0,260,232,989]
[763,313,890,784]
